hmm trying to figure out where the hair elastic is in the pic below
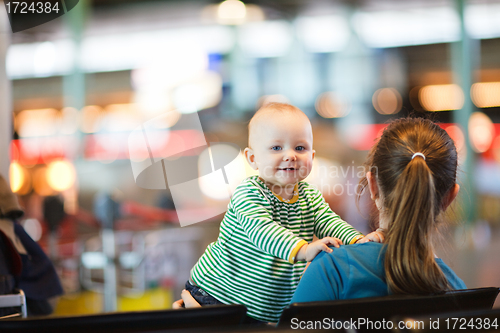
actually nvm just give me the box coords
[411,152,425,160]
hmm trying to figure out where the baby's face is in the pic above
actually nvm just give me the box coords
[246,114,314,189]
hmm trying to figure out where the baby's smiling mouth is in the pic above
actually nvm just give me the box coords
[278,167,296,171]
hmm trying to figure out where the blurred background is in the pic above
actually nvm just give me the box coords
[1,0,500,314]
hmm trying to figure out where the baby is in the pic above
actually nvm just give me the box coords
[184,103,381,323]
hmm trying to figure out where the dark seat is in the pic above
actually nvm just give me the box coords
[278,287,500,332]
[0,289,27,319]
[394,308,500,332]
[0,304,248,333]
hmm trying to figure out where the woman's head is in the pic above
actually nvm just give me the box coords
[359,117,460,295]
[365,117,459,222]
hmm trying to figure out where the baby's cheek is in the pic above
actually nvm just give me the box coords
[299,163,313,179]
[305,159,314,170]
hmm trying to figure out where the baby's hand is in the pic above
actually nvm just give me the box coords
[357,229,385,244]
[302,237,342,262]
[172,289,201,309]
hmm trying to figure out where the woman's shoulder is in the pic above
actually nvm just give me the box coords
[340,242,385,263]
[295,243,388,302]
[314,242,385,270]
[434,258,467,290]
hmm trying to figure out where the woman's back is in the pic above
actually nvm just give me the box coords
[291,243,466,303]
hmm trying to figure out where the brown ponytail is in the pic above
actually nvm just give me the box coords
[358,118,457,295]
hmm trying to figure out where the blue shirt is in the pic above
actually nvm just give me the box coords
[291,242,466,303]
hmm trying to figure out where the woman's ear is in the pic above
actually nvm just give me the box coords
[442,184,460,210]
[312,150,315,159]
[244,147,258,170]
[366,171,379,201]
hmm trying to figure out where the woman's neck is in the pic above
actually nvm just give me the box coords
[377,210,389,230]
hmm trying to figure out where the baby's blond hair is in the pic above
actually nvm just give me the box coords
[248,103,310,147]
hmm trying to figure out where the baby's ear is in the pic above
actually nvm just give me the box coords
[312,150,315,159]
[244,148,258,170]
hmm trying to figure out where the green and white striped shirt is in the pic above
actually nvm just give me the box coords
[190,176,362,323]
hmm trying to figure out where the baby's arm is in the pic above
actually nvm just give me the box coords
[295,237,342,262]
[311,189,363,245]
[234,185,312,263]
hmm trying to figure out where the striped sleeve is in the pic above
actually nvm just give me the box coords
[308,187,362,245]
[232,185,304,262]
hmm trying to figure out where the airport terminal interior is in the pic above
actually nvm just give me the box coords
[0,0,500,319]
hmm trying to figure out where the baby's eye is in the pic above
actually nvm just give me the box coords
[271,146,282,151]
[295,146,306,151]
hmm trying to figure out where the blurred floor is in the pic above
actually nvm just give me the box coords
[53,288,173,316]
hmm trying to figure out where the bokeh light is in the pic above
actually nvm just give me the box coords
[80,105,103,133]
[151,110,182,130]
[238,21,293,58]
[352,8,459,48]
[162,131,185,161]
[47,160,77,192]
[92,133,121,164]
[33,166,54,196]
[173,71,223,114]
[9,162,24,193]
[345,124,387,151]
[15,108,58,137]
[444,125,465,152]
[34,41,56,77]
[18,138,42,167]
[492,135,500,164]
[9,162,31,194]
[9,141,20,162]
[132,45,208,91]
[315,92,351,118]
[134,89,172,118]
[295,15,350,53]
[132,45,214,116]
[127,129,150,163]
[372,88,402,115]
[198,144,247,200]
[443,124,467,163]
[217,0,246,25]
[41,137,65,165]
[471,81,500,108]
[102,104,142,132]
[203,3,263,25]
[303,157,342,195]
[419,84,464,111]
[468,112,494,153]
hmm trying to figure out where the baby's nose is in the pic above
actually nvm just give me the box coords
[283,153,297,161]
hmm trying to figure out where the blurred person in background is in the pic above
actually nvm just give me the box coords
[0,174,63,317]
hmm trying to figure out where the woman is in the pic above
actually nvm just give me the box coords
[290,117,465,303]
